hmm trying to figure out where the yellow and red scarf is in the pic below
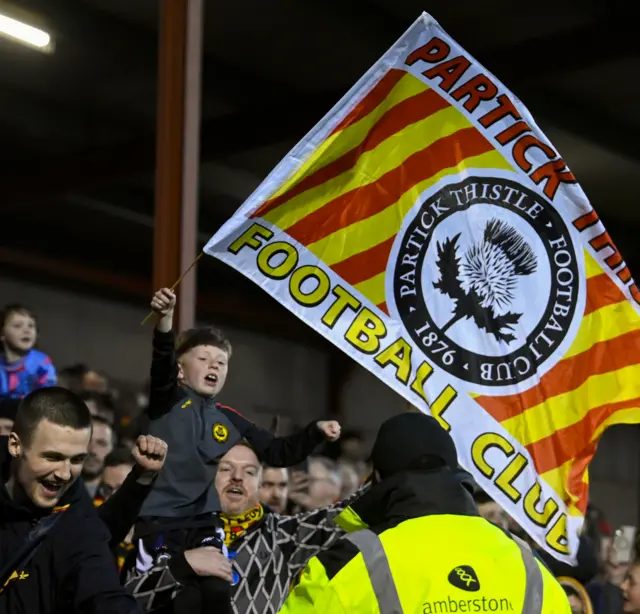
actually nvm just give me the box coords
[221,505,264,547]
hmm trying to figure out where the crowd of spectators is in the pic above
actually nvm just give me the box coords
[1,297,639,614]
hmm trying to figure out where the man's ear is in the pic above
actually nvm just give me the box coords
[8,432,22,459]
[177,361,184,382]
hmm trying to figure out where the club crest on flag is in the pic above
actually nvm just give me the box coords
[390,174,581,390]
[204,12,640,563]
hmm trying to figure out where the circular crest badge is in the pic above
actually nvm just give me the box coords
[213,422,229,443]
[392,176,580,388]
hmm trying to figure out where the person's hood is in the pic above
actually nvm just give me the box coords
[334,467,478,534]
[0,435,92,520]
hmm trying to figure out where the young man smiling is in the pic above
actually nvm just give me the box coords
[0,387,163,614]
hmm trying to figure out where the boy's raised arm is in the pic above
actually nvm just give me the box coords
[148,289,183,419]
[221,406,341,467]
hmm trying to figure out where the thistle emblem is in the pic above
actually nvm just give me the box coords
[433,218,537,344]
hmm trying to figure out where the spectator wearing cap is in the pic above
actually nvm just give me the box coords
[282,412,571,614]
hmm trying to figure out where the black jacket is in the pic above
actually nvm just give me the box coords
[140,329,325,519]
[0,441,140,614]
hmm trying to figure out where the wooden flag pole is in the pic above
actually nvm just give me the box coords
[140,251,204,326]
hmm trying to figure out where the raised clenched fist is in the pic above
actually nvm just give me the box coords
[150,288,176,316]
[317,420,341,442]
[132,435,168,475]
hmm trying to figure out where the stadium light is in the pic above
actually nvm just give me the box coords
[0,8,53,52]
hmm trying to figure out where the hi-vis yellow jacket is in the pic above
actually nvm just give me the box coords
[280,472,571,614]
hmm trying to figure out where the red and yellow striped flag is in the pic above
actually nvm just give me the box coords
[204,13,640,562]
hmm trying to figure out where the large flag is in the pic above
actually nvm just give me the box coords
[204,13,640,561]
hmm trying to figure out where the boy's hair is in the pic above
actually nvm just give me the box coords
[176,327,232,359]
[104,446,134,468]
[1,303,36,329]
[13,387,92,447]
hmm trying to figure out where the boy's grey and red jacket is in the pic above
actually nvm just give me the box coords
[140,329,325,519]
[0,438,148,614]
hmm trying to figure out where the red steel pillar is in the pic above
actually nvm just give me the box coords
[153,0,203,330]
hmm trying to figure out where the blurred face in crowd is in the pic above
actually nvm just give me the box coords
[622,563,640,613]
[216,445,261,516]
[341,436,364,463]
[84,399,114,425]
[308,460,341,509]
[478,501,510,530]
[566,593,584,614]
[2,310,36,356]
[179,345,229,397]
[0,418,13,437]
[260,467,289,513]
[99,462,133,500]
[8,419,89,508]
[82,370,109,393]
[338,462,359,499]
[83,420,114,479]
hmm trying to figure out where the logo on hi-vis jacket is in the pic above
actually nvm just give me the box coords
[392,176,580,389]
[448,565,480,592]
[213,423,229,443]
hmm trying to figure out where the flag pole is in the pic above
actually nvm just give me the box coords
[140,251,204,326]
